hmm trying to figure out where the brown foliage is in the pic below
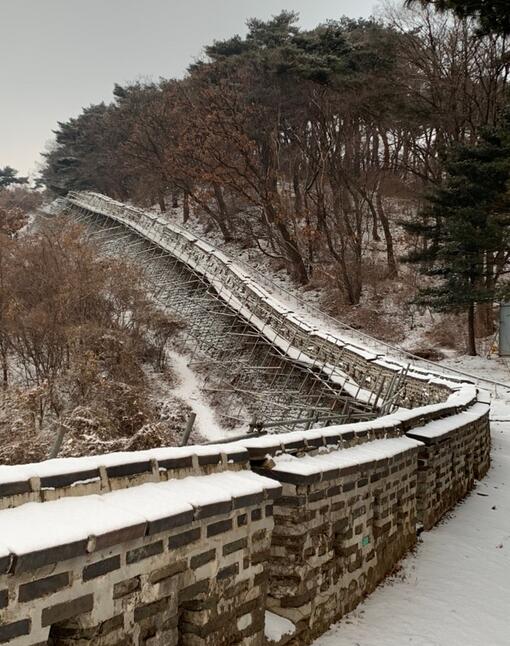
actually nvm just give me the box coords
[0,218,184,462]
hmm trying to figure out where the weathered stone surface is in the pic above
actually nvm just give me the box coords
[0,619,31,643]
[83,555,121,581]
[113,576,141,599]
[41,594,94,627]
[19,572,70,602]
[126,540,164,564]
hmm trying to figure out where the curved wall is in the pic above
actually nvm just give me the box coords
[0,193,490,645]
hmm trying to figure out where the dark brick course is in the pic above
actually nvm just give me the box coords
[19,572,70,602]
[168,527,201,549]
[0,619,31,643]
[83,555,120,581]
[126,540,163,564]
[41,594,94,627]
[207,519,232,537]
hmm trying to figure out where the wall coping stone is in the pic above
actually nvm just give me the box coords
[0,471,280,575]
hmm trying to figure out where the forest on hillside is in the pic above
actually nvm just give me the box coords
[40,5,510,357]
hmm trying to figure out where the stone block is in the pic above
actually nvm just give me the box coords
[41,593,94,627]
[127,540,164,564]
[0,619,31,643]
[19,572,70,602]
[83,555,121,581]
[168,528,201,549]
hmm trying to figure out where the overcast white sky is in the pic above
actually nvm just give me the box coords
[0,0,379,176]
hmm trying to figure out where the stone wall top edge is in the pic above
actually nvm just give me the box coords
[0,471,281,576]
[0,444,249,491]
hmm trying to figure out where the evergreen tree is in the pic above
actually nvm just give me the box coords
[406,0,510,36]
[0,166,28,190]
[404,119,510,354]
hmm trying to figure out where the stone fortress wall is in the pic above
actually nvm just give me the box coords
[0,193,491,645]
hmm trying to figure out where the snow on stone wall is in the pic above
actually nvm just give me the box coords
[0,193,491,646]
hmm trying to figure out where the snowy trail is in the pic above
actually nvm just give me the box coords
[314,413,510,646]
[166,350,230,442]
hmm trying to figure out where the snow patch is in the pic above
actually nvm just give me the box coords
[265,611,295,643]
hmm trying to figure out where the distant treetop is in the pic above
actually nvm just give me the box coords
[406,0,510,35]
[0,166,28,190]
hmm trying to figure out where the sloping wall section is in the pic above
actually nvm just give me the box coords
[0,193,491,645]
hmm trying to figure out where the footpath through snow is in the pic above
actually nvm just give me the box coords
[166,349,230,442]
[314,355,510,646]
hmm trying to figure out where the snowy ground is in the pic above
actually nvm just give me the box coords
[314,356,510,646]
[80,201,509,642]
[166,349,233,442]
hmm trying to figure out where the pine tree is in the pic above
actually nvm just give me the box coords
[406,0,510,36]
[404,118,510,355]
[0,167,28,190]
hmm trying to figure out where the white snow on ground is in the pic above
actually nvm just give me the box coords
[53,199,509,643]
[166,349,229,442]
[313,355,510,646]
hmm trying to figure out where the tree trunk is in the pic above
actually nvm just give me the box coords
[475,302,494,337]
[212,183,233,242]
[467,302,477,356]
[376,193,398,278]
[183,192,190,224]
[158,192,166,213]
[274,219,308,284]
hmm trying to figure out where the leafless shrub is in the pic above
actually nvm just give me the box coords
[0,217,185,462]
[424,314,465,351]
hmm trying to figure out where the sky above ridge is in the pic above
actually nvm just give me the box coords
[0,0,378,176]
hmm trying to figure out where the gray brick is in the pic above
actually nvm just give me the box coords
[206,518,232,537]
[126,540,163,564]
[223,538,247,556]
[168,527,200,549]
[190,549,216,569]
[0,619,31,643]
[83,555,120,581]
[19,572,70,602]
[41,594,94,627]
[0,589,7,609]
